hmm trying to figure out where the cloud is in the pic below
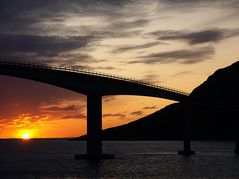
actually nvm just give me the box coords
[0,113,52,129]
[179,30,224,45]
[150,28,239,45]
[62,114,86,119]
[140,74,162,83]
[103,113,125,118]
[111,42,162,53]
[172,71,193,77]
[103,96,117,103]
[95,66,118,70]
[130,46,214,64]
[109,19,149,31]
[159,0,239,11]
[131,110,143,116]
[143,105,157,110]
[40,104,80,112]
[0,34,92,54]
[0,0,146,39]
[0,0,132,32]
[0,33,104,66]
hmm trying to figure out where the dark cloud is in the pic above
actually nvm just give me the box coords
[179,30,224,44]
[103,113,125,118]
[150,28,239,45]
[172,71,193,77]
[64,65,118,71]
[0,0,146,42]
[40,105,79,112]
[59,53,95,62]
[130,46,214,64]
[103,96,116,103]
[62,114,86,119]
[67,64,94,71]
[0,34,102,66]
[0,0,132,31]
[95,66,118,70]
[0,34,92,54]
[87,30,142,39]
[143,105,157,110]
[108,19,149,31]
[159,0,239,11]
[131,110,143,116]
[111,42,161,53]
[140,74,161,83]
[0,113,52,129]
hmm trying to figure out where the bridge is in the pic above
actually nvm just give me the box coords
[0,58,238,159]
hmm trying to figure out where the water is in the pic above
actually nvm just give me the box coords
[0,139,239,178]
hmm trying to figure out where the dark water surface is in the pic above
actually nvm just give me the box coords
[0,139,239,178]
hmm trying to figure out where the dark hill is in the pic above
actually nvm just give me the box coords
[78,61,239,140]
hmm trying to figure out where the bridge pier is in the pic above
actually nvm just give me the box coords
[234,139,239,155]
[75,94,114,160]
[178,104,195,156]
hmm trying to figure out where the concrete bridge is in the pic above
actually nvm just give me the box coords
[0,58,237,159]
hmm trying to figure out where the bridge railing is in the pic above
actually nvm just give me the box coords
[0,58,190,96]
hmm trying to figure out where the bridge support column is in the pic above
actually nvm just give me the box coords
[75,94,114,160]
[178,104,195,156]
[234,139,239,155]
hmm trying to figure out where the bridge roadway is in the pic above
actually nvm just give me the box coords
[0,59,238,159]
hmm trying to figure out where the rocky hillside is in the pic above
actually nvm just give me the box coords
[77,61,239,140]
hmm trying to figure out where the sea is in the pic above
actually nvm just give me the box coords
[0,139,239,178]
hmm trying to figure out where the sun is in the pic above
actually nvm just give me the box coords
[22,132,31,140]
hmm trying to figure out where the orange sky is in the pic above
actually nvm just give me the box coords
[0,0,239,138]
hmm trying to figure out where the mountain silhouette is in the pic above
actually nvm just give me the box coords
[77,61,239,140]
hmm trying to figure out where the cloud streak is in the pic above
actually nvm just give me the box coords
[131,110,143,116]
[62,114,86,120]
[143,105,157,110]
[130,46,214,64]
[150,28,239,45]
[111,42,162,53]
[103,113,126,118]
[40,104,80,112]
[0,34,92,54]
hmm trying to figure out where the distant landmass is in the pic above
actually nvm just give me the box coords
[76,61,239,140]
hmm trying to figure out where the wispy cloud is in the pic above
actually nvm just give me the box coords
[140,74,162,83]
[62,114,86,120]
[39,104,80,112]
[108,19,150,31]
[0,34,93,56]
[143,105,157,110]
[160,0,239,11]
[111,42,162,54]
[172,71,193,77]
[150,28,239,45]
[129,46,214,64]
[0,113,52,129]
[103,113,126,118]
[103,96,117,103]
[131,110,143,116]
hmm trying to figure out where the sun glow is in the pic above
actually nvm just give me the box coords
[16,129,37,139]
[22,132,31,139]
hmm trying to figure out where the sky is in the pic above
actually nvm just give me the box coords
[0,0,239,138]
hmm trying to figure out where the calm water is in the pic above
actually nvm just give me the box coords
[0,139,239,178]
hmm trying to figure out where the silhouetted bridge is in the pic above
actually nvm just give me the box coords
[0,58,238,159]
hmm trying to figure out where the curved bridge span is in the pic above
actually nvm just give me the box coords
[0,60,189,101]
[0,59,193,159]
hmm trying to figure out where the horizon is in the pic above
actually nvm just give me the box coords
[0,0,239,138]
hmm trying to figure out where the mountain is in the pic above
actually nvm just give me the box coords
[78,61,239,140]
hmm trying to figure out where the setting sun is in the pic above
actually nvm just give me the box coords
[22,132,30,139]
